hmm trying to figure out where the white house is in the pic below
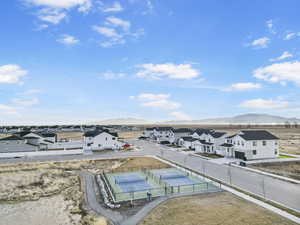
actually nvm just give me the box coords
[178,136,201,149]
[193,130,227,154]
[83,130,122,150]
[143,127,156,138]
[173,128,193,143]
[228,130,279,160]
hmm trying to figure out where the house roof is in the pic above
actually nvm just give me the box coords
[210,132,227,138]
[220,143,234,147]
[199,140,214,145]
[83,129,118,137]
[173,128,192,133]
[23,136,39,139]
[239,130,279,141]
[193,128,212,136]
[181,136,199,142]
[40,132,56,137]
[0,135,24,141]
[155,127,174,131]
[226,134,237,139]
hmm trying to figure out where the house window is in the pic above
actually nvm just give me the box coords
[105,137,108,141]
[275,141,278,145]
[253,150,257,155]
[227,148,229,153]
[275,150,278,155]
[241,142,244,146]
[112,137,116,140]
[237,141,240,145]
[253,141,257,147]
[262,140,266,146]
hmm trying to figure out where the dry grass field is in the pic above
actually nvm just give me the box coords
[139,192,298,225]
[250,161,300,181]
[0,157,168,225]
[57,132,83,141]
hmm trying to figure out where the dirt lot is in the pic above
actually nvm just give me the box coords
[118,131,143,139]
[139,192,298,225]
[249,161,300,181]
[0,157,168,225]
[57,132,83,141]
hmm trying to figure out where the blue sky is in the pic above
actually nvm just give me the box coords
[1,0,300,124]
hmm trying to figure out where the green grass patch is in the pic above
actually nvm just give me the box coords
[279,154,296,159]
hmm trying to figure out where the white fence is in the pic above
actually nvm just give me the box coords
[0,149,84,158]
[47,141,83,150]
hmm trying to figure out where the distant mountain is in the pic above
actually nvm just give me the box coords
[90,118,152,125]
[162,113,300,124]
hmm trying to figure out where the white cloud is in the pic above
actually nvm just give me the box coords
[0,64,27,84]
[35,24,49,30]
[253,61,300,85]
[270,51,293,62]
[25,0,92,10]
[131,93,181,110]
[224,82,262,91]
[266,20,275,34]
[169,111,191,120]
[105,16,131,31]
[25,0,92,25]
[134,93,170,101]
[57,34,80,45]
[21,89,42,95]
[141,99,181,110]
[251,37,270,48]
[240,98,289,109]
[100,72,126,79]
[0,104,19,115]
[37,8,67,24]
[92,26,121,39]
[136,63,200,80]
[284,32,297,40]
[12,97,39,107]
[101,1,123,13]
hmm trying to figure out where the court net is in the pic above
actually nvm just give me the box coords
[115,177,145,185]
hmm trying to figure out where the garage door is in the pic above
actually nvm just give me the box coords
[235,151,245,160]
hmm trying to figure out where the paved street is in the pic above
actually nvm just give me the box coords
[0,139,300,213]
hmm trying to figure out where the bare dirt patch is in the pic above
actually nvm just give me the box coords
[113,157,171,172]
[118,131,143,139]
[57,132,84,141]
[249,161,300,181]
[0,195,81,225]
[139,192,298,225]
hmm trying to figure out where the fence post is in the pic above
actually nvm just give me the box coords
[193,184,195,192]
[262,176,266,200]
[228,166,232,185]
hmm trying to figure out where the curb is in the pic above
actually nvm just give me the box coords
[231,164,300,185]
[153,155,300,224]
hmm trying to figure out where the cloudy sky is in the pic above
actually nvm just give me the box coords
[1,0,300,124]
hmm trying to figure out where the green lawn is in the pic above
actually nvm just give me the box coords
[279,154,296,159]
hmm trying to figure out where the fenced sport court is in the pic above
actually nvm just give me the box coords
[103,168,220,202]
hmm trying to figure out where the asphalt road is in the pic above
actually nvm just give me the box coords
[0,139,299,213]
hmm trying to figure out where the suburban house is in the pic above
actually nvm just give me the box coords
[143,127,156,138]
[178,136,201,149]
[83,130,122,150]
[173,128,193,143]
[0,135,39,153]
[193,130,227,154]
[143,127,175,143]
[14,131,57,145]
[227,130,279,160]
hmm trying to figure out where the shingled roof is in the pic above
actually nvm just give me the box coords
[239,130,279,141]
[173,128,193,133]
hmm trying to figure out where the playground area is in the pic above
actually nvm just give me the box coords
[103,167,219,202]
